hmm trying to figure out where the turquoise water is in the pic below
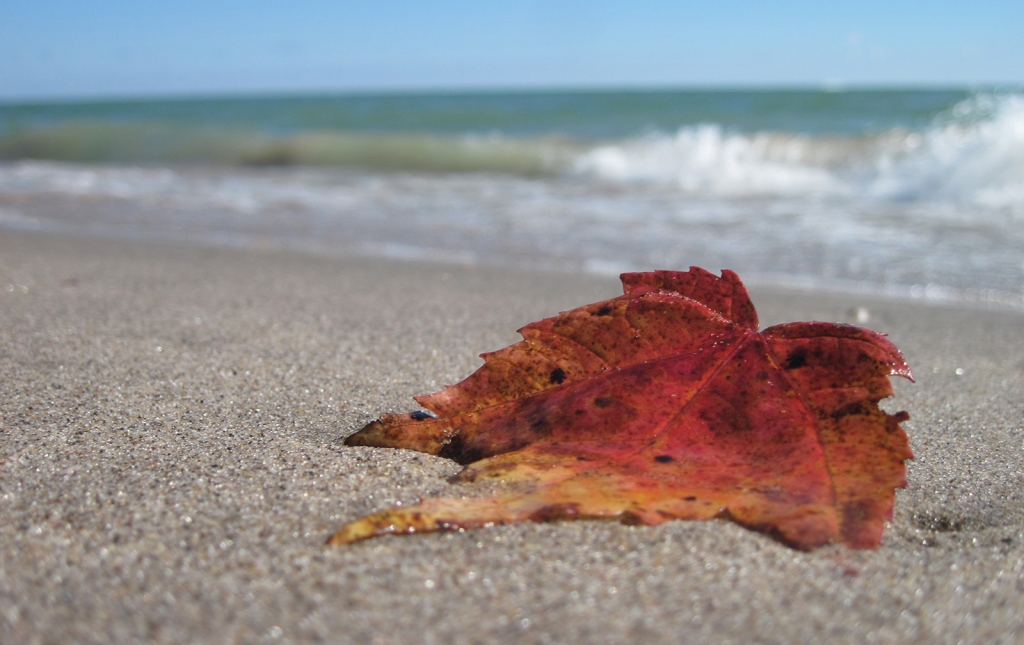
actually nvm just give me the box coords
[0,89,985,170]
[0,89,973,138]
[0,89,995,173]
[1,89,1022,309]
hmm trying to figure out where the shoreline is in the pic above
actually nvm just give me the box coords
[3,211,1021,318]
[1,229,1022,643]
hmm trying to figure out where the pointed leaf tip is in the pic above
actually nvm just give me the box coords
[331,268,912,550]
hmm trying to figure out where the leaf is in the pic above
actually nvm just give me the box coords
[331,268,913,550]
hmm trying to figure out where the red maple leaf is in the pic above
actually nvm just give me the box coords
[331,268,913,550]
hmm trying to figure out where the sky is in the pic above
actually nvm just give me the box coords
[1,0,1022,101]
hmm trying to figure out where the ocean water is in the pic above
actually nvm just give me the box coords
[1,89,1022,310]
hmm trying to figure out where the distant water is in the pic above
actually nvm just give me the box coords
[1,89,1022,310]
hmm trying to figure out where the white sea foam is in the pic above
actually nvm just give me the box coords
[574,125,847,195]
[867,94,1024,209]
[574,94,1024,212]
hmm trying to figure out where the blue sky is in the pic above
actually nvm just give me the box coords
[1,0,1022,100]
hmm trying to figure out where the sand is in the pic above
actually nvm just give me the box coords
[1,229,1022,644]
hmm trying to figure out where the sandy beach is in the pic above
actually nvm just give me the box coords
[1,229,1022,644]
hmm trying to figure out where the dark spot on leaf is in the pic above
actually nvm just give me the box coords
[410,411,435,421]
[841,499,871,530]
[619,511,645,526]
[521,406,556,439]
[594,397,613,408]
[684,496,697,501]
[654,455,674,463]
[438,434,490,465]
[575,409,585,415]
[577,456,587,461]
[596,306,612,316]
[529,503,580,522]
[549,368,567,384]
[756,370,768,381]
[786,351,808,370]
[829,401,872,420]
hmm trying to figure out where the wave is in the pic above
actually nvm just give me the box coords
[1,93,1022,209]
[574,93,1024,209]
[0,123,578,175]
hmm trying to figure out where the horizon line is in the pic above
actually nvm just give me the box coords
[3,81,1020,107]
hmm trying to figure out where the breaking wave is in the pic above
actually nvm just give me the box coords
[1,92,1022,212]
[574,93,1024,209]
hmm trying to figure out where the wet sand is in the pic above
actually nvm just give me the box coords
[1,229,1022,644]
